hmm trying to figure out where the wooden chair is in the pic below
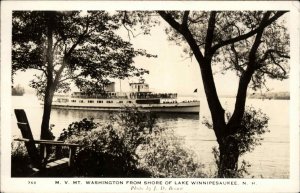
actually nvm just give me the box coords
[14,109,80,176]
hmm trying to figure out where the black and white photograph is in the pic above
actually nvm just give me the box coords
[1,1,299,193]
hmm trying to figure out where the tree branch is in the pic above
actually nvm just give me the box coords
[54,16,90,86]
[158,11,205,63]
[65,15,90,58]
[37,67,48,76]
[158,11,185,34]
[161,11,228,141]
[269,53,287,75]
[232,24,241,36]
[230,43,245,73]
[46,12,55,85]
[227,12,277,132]
[204,11,217,57]
[59,73,83,83]
[53,38,64,51]
[182,11,190,27]
[259,49,290,65]
[212,11,288,53]
[122,23,142,40]
[189,14,203,23]
[248,13,272,65]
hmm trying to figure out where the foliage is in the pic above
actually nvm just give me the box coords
[203,106,269,177]
[114,107,157,151]
[235,106,269,155]
[116,11,160,39]
[61,109,156,177]
[67,128,149,177]
[155,11,287,176]
[11,141,32,177]
[57,118,99,141]
[162,11,289,90]
[12,11,156,140]
[61,109,206,177]
[110,11,287,176]
[212,147,251,178]
[203,106,269,156]
[139,128,207,178]
[12,11,154,97]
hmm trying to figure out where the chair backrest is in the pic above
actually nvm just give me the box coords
[14,109,42,168]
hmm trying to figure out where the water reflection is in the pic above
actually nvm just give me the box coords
[155,112,199,120]
[52,109,201,138]
[54,109,112,120]
[53,109,199,121]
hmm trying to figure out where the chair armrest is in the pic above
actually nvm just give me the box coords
[14,138,80,147]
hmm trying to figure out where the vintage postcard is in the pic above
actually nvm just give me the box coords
[1,1,299,193]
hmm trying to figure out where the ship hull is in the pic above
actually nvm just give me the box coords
[51,101,200,114]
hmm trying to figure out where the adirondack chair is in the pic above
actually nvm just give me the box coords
[14,109,80,176]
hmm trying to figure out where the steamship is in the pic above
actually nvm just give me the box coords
[51,80,200,114]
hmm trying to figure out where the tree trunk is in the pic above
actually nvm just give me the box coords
[40,11,55,140]
[217,133,240,178]
[158,10,285,179]
[40,84,55,140]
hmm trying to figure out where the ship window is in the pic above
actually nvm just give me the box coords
[88,100,94,103]
[71,100,76,103]
[58,98,69,103]
[106,101,113,103]
[79,100,84,103]
[127,101,132,103]
[119,101,123,103]
[97,100,103,103]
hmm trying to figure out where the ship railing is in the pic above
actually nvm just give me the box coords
[69,93,178,99]
[54,94,70,97]
[70,95,128,99]
[129,93,177,99]
[162,101,178,104]
[181,100,199,103]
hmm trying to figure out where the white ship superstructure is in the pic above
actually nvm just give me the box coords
[51,81,200,114]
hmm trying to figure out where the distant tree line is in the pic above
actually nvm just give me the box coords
[12,84,25,96]
[248,92,289,100]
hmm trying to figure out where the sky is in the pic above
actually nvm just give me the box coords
[13,15,289,97]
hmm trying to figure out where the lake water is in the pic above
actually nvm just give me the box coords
[11,95,289,178]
